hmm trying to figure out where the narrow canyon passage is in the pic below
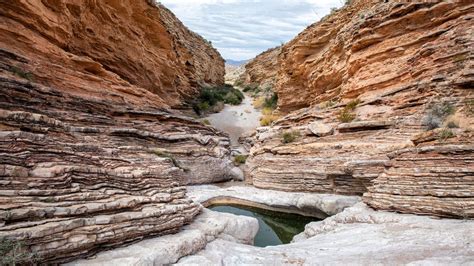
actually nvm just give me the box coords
[203,89,261,146]
[0,0,472,265]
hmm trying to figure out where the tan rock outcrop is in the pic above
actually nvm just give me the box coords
[240,46,281,89]
[275,1,473,112]
[246,0,474,218]
[0,0,224,108]
[0,0,231,263]
[364,142,474,218]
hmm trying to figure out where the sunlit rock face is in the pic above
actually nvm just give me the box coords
[0,0,225,108]
[246,0,474,218]
[240,46,281,90]
[0,0,231,263]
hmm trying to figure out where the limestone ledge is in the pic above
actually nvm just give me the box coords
[187,184,360,218]
[66,209,258,266]
[177,203,474,265]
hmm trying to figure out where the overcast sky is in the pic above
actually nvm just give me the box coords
[160,0,343,60]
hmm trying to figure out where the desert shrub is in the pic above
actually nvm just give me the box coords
[197,101,210,111]
[337,99,360,122]
[345,99,361,110]
[260,114,280,126]
[438,128,455,141]
[467,99,474,115]
[234,80,244,87]
[338,109,356,123]
[423,101,455,130]
[234,155,248,165]
[243,84,258,92]
[262,107,273,115]
[263,93,278,109]
[281,130,300,144]
[253,97,265,109]
[0,238,38,265]
[224,92,240,105]
[9,66,34,81]
[320,100,336,109]
[192,84,243,114]
[446,121,459,128]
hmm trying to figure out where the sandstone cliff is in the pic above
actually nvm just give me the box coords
[0,0,224,108]
[0,0,231,263]
[240,46,281,90]
[247,1,473,218]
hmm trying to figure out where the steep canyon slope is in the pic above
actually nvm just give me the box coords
[0,0,231,263]
[246,0,474,218]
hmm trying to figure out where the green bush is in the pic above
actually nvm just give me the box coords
[423,101,455,130]
[438,128,455,141]
[234,155,248,165]
[192,84,244,114]
[337,99,360,123]
[263,93,278,109]
[446,121,459,128]
[345,99,360,110]
[9,66,34,81]
[243,84,258,93]
[234,80,244,87]
[198,101,210,111]
[282,130,300,144]
[0,238,38,265]
[338,109,356,123]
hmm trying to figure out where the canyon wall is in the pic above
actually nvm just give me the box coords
[247,1,473,218]
[0,0,224,108]
[239,46,281,89]
[0,0,232,263]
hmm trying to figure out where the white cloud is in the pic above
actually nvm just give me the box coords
[160,0,343,60]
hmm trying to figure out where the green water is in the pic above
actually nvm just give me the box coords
[209,204,319,247]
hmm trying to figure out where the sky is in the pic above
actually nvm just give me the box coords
[160,0,344,61]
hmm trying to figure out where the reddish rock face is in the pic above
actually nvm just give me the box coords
[0,0,225,108]
[0,0,231,263]
[275,1,473,112]
[245,1,474,218]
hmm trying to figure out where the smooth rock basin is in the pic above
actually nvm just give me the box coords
[209,204,319,247]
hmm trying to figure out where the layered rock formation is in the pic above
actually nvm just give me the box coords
[275,1,474,112]
[364,142,474,219]
[67,209,259,266]
[0,0,224,108]
[239,46,281,89]
[0,0,231,263]
[246,1,474,218]
[176,203,474,264]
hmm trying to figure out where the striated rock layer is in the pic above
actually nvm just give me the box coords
[239,46,281,89]
[0,0,224,108]
[0,0,231,263]
[364,144,474,218]
[275,1,473,112]
[246,0,474,218]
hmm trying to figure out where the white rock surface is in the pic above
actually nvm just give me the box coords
[66,209,258,266]
[308,121,334,137]
[187,184,360,217]
[229,167,245,181]
[177,203,474,265]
